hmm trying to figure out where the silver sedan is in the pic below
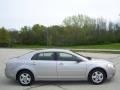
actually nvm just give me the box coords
[5,49,115,86]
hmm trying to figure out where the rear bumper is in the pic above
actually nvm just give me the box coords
[5,67,16,80]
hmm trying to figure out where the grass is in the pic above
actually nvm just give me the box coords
[67,43,120,49]
[12,43,120,49]
[6,43,120,53]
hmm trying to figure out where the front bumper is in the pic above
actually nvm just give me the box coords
[107,66,116,80]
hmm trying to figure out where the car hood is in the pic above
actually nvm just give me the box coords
[88,58,112,65]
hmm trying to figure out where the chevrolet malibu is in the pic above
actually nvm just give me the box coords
[5,49,115,86]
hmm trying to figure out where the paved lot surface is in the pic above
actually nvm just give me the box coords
[0,48,120,90]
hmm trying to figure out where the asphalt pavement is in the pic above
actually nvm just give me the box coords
[0,48,120,90]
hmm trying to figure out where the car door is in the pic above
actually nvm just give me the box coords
[57,52,87,80]
[31,52,57,80]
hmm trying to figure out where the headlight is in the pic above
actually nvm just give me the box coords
[108,63,114,68]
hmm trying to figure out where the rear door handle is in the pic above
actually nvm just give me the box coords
[59,63,64,65]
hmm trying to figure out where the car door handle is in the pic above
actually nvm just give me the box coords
[59,63,64,65]
[30,63,36,65]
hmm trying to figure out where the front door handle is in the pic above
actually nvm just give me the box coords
[31,63,36,65]
[59,63,64,65]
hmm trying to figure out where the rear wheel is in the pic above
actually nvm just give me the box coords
[88,69,107,84]
[17,70,34,86]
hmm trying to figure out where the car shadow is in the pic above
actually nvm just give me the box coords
[1,77,114,87]
[33,81,89,86]
[1,78,18,86]
[32,80,113,87]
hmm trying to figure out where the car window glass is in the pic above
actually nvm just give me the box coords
[31,52,54,60]
[58,52,75,61]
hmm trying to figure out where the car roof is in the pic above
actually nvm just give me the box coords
[35,49,72,53]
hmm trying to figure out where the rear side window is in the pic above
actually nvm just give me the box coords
[57,52,76,61]
[31,52,54,60]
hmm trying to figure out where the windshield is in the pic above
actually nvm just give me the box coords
[73,52,92,60]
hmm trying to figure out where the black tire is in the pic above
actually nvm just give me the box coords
[88,69,107,85]
[17,70,34,86]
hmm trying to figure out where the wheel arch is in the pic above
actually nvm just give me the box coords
[88,67,107,80]
[16,69,35,80]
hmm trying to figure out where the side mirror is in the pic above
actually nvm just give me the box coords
[86,56,92,60]
[75,59,81,63]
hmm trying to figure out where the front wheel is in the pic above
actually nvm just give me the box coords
[88,69,107,84]
[17,70,34,86]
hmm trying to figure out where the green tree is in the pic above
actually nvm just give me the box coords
[0,27,10,47]
[32,24,46,45]
[9,30,20,44]
[19,26,33,44]
[63,14,95,28]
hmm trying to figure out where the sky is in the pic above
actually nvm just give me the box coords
[0,0,120,29]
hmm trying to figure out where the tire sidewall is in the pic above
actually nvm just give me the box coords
[17,71,34,86]
[88,69,106,85]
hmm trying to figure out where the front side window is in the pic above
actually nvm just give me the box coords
[57,52,76,61]
[31,52,54,60]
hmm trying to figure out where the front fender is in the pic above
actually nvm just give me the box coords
[86,63,108,78]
